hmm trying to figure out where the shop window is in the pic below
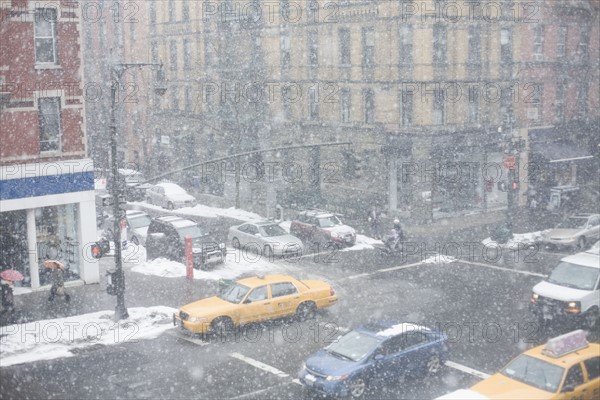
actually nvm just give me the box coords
[35,204,80,284]
[0,211,29,286]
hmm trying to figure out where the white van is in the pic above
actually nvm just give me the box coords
[529,246,600,328]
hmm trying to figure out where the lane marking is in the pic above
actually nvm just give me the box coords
[458,260,547,278]
[229,382,293,400]
[166,330,209,346]
[345,261,423,280]
[446,361,491,380]
[229,352,290,378]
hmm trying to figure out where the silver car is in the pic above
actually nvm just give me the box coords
[542,213,600,250]
[146,182,197,209]
[228,220,304,258]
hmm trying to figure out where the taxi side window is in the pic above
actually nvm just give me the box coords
[563,364,584,390]
[246,285,268,302]
[271,282,298,298]
[584,357,600,380]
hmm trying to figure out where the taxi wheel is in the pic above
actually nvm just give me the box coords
[426,353,442,376]
[348,377,366,398]
[211,317,234,336]
[296,302,316,321]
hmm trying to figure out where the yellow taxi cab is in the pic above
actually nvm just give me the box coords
[469,330,600,399]
[173,274,337,334]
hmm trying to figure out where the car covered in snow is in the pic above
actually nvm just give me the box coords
[228,220,303,258]
[541,213,600,250]
[299,321,449,398]
[145,216,225,269]
[290,210,356,248]
[173,274,337,334]
[468,330,600,400]
[145,182,197,209]
[530,246,600,329]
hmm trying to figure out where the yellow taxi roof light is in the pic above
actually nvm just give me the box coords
[542,330,588,358]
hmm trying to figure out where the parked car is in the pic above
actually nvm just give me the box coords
[541,213,600,250]
[530,246,599,329]
[299,321,449,399]
[106,168,153,202]
[173,274,337,334]
[146,182,197,209]
[290,210,356,248]
[468,330,600,399]
[145,216,225,269]
[228,220,304,258]
[104,210,152,246]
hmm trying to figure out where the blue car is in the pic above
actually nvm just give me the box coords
[299,321,449,398]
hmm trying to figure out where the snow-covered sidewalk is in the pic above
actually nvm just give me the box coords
[0,306,176,367]
[482,230,550,249]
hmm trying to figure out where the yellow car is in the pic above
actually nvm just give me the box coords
[173,274,338,334]
[469,330,600,399]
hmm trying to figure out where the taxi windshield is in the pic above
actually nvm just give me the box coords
[548,262,599,290]
[501,354,564,393]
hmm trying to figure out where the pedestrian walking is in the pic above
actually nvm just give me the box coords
[367,205,382,240]
[45,260,71,303]
[1,279,15,317]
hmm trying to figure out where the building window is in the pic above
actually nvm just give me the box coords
[341,89,351,123]
[38,97,61,152]
[401,90,413,127]
[183,39,191,70]
[433,24,447,66]
[308,30,318,67]
[309,87,319,120]
[182,0,190,21]
[362,27,375,79]
[468,25,481,69]
[555,80,565,121]
[432,91,445,125]
[150,40,158,63]
[533,25,544,61]
[399,25,413,67]
[185,86,193,112]
[170,40,177,72]
[280,31,290,69]
[577,81,588,115]
[363,89,374,124]
[168,0,176,21]
[556,26,567,59]
[171,86,179,111]
[34,8,58,64]
[468,86,479,124]
[527,84,542,122]
[500,28,512,64]
[150,0,157,24]
[578,28,589,62]
[340,28,351,66]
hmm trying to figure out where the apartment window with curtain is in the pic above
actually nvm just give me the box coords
[341,89,351,123]
[401,90,413,127]
[399,25,413,67]
[533,25,544,61]
[432,91,445,125]
[339,28,351,66]
[363,89,374,124]
[362,27,375,79]
[308,30,318,67]
[556,26,567,59]
[34,8,58,64]
[170,41,177,72]
[468,25,481,69]
[39,97,61,152]
[433,24,447,66]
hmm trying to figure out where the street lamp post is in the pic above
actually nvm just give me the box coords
[109,63,166,320]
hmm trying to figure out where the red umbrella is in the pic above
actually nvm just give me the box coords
[0,269,24,282]
[43,260,65,270]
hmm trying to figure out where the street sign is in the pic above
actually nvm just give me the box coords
[503,155,516,170]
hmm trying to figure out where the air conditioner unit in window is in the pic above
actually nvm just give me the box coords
[527,108,539,120]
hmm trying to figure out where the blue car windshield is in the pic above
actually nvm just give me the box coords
[326,331,381,362]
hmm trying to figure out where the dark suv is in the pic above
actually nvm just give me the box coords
[290,210,356,248]
[145,216,226,270]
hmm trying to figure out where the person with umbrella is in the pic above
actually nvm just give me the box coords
[44,260,71,303]
[1,269,23,321]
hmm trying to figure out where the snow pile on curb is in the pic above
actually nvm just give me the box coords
[340,234,380,251]
[482,230,549,249]
[423,254,457,264]
[130,201,263,221]
[0,306,176,367]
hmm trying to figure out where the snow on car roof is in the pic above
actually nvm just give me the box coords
[562,250,600,269]
[118,168,142,175]
[375,322,429,337]
[156,182,187,192]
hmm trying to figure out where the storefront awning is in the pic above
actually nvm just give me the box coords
[532,141,593,163]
